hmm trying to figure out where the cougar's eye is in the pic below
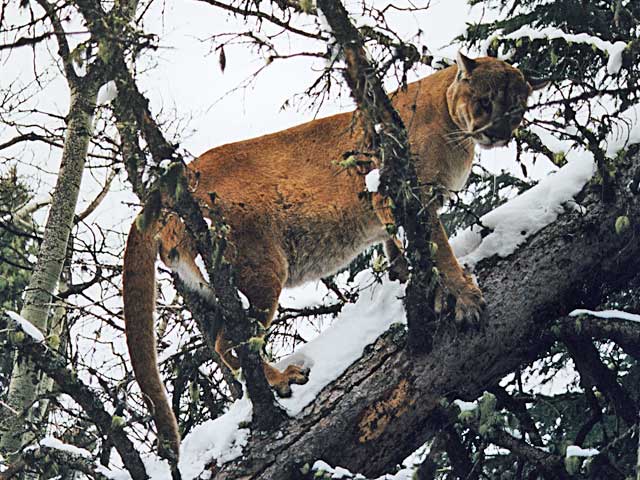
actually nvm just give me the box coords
[479,97,492,113]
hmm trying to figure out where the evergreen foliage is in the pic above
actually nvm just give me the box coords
[410,1,640,478]
[0,168,36,397]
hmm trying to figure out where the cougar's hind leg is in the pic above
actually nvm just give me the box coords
[216,238,309,397]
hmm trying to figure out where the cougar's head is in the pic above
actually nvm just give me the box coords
[446,52,547,150]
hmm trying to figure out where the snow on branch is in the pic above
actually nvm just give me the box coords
[450,157,595,268]
[5,311,45,343]
[484,26,628,75]
[566,445,600,458]
[569,309,640,323]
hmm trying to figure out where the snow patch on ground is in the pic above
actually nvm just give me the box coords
[5,310,45,342]
[569,309,640,323]
[450,157,595,268]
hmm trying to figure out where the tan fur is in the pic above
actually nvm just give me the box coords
[122,55,539,456]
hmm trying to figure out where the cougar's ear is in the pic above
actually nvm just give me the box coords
[527,76,550,91]
[456,51,477,80]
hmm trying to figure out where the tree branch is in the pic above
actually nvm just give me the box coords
[214,150,640,478]
[2,314,148,479]
[562,335,636,425]
[34,0,78,85]
[317,0,439,352]
[555,315,640,359]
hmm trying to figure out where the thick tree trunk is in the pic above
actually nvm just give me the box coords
[0,84,98,456]
[214,150,640,479]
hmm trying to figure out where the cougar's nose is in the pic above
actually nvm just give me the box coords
[486,123,512,142]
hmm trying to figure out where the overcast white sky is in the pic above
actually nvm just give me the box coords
[135,0,481,153]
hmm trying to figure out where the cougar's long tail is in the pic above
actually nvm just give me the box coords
[123,218,180,459]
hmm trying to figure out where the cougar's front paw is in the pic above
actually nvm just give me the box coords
[435,280,485,327]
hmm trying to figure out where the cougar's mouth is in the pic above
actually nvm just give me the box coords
[472,132,510,150]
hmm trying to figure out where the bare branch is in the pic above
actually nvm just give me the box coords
[198,0,326,41]
[563,335,637,425]
[34,0,78,85]
[3,316,148,479]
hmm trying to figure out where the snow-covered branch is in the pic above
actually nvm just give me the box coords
[210,148,640,479]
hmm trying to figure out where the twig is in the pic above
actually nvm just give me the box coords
[3,316,148,479]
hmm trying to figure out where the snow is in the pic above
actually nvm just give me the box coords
[365,169,381,192]
[313,460,362,479]
[569,309,640,323]
[159,159,173,170]
[566,445,599,458]
[484,26,627,75]
[96,457,172,480]
[450,157,595,268]
[5,310,45,343]
[39,436,92,458]
[454,399,478,412]
[312,460,415,479]
[178,395,252,477]
[238,290,251,309]
[275,270,406,415]
[97,81,118,105]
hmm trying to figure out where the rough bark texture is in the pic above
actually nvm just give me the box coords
[0,85,98,455]
[214,151,640,479]
[317,0,439,352]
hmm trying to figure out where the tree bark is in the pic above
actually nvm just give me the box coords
[0,84,99,456]
[214,150,640,479]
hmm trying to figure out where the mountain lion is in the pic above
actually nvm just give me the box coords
[123,53,545,456]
